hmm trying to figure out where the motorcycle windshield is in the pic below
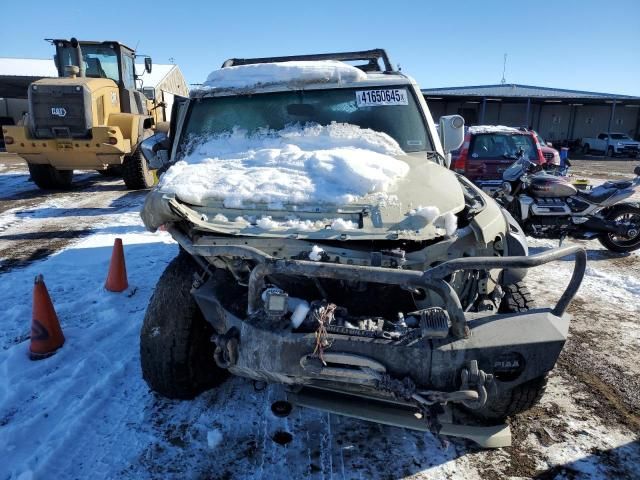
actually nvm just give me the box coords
[502,157,527,181]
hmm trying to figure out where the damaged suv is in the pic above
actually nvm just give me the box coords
[139,50,585,448]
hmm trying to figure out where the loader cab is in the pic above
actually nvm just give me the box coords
[51,38,151,116]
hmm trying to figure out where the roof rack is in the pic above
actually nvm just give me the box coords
[222,49,393,72]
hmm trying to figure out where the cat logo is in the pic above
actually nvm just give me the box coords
[51,107,67,118]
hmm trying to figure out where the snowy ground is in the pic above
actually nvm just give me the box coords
[0,155,639,479]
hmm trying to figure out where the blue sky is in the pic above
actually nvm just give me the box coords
[1,0,639,95]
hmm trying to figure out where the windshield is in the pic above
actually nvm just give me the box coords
[57,44,120,82]
[610,133,631,140]
[181,87,432,153]
[503,154,535,181]
[469,133,538,161]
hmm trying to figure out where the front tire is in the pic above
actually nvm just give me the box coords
[28,164,73,190]
[607,146,615,157]
[140,252,227,399]
[598,205,640,253]
[470,282,546,421]
[122,150,155,190]
[472,375,549,422]
[499,281,536,313]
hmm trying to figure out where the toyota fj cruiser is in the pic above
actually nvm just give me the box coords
[138,50,585,447]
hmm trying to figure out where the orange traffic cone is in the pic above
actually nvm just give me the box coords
[30,274,65,360]
[105,238,128,292]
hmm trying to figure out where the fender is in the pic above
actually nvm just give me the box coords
[598,201,640,217]
[500,208,528,284]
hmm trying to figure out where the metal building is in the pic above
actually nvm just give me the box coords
[0,57,188,124]
[423,84,640,145]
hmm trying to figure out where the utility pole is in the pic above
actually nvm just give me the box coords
[501,53,508,85]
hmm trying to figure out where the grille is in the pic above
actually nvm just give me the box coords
[543,152,554,161]
[29,85,91,139]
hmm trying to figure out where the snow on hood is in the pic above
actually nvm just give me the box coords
[199,61,367,91]
[158,123,409,207]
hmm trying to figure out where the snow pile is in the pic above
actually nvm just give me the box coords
[410,206,457,236]
[253,216,356,231]
[468,125,522,134]
[255,216,280,230]
[201,60,367,90]
[412,206,440,224]
[330,218,357,231]
[309,245,324,261]
[159,123,409,206]
[207,430,223,450]
[443,212,457,236]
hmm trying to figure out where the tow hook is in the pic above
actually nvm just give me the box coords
[212,328,239,368]
[459,360,493,409]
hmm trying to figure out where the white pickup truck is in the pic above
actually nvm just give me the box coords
[582,132,640,157]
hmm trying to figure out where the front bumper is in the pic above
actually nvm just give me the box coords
[175,224,585,391]
[618,146,639,155]
[2,125,131,169]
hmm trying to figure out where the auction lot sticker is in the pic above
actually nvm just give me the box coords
[356,89,409,107]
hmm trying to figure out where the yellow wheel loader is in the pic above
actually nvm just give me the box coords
[2,38,167,190]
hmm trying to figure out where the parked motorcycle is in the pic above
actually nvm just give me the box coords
[494,153,640,252]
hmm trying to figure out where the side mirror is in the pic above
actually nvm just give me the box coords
[144,57,152,74]
[142,86,156,101]
[438,115,465,155]
[140,132,169,169]
[546,141,553,147]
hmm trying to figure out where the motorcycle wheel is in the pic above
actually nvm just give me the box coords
[598,205,640,253]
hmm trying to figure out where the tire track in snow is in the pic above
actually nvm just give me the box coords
[0,186,147,273]
[0,162,146,273]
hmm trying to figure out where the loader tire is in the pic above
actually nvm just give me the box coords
[97,165,123,177]
[122,150,155,190]
[28,164,73,190]
[140,252,227,399]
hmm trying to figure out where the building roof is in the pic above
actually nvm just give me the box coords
[0,57,178,98]
[137,63,175,89]
[0,58,59,78]
[421,83,640,101]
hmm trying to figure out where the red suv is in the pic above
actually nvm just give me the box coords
[526,129,561,169]
[451,126,545,190]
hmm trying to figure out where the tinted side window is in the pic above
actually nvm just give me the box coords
[122,55,135,89]
[597,133,607,140]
